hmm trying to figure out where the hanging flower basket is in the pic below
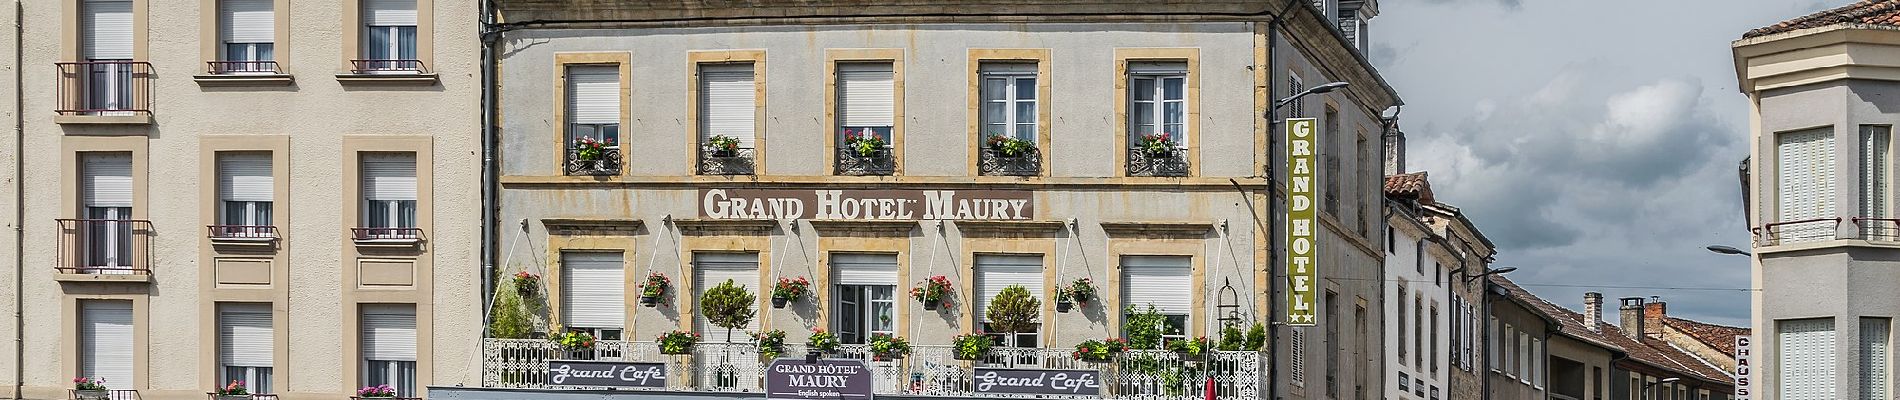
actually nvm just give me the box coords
[638,272,670,307]
[911,275,952,312]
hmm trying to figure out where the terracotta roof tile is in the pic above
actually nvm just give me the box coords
[1488,277,1733,385]
[1745,0,1900,38]
[1664,317,1750,355]
[1384,172,1433,203]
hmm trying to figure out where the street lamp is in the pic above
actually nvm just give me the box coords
[1271,81,1349,111]
[1642,377,1681,399]
[1706,245,1751,256]
[1462,266,1518,283]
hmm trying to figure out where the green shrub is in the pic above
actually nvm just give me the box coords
[700,279,757,337]
[1123,305,1168,350]
[987,285,1041,334]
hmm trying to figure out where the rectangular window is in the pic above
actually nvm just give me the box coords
[1355,304,1369,400]
[693,252,759,343]
[838,62,895,146]
[1518,331,1530,381]
[979,62,1038,143]
[360,304,417,397]
[1777,128,1837,243]
[81,300,134,388]
[1356,133,1369,236]
[561,252,624,338]
[1504,324,1516,375]
[1323,106,1340,214]
[831,253,897,345]
[1779,317,1836,399]
[81,0,134,112]
[1415,296,1424,367]
[1121,255,1191,343]
[1862,125,1891,239]
[81,153,133,272]
[360,0,418,72]
[1430,305,1440,373]
[1290,328,1306,385]
[1489,317,1500,370]
[566,66,620,145]
[699,63,757,155]
[975,254,1043,348]
[1449,297,1460,369]
[1531,337,1543,387]
[360,152,417,232]
[1593,366,1603,400]
[218,303,273,394]
[216,152,273,236]
[1324,291,1339,398]
[217,0,274,72]
[1127,62,1186,146]
[1863,317,1890,400]
[1286,74,1305,118]
[1396,283,1407,365]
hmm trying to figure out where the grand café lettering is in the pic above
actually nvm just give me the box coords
[700,189,1034,221]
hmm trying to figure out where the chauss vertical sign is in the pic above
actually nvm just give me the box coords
[1285,117,1319,326]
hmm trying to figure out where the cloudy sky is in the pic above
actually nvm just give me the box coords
[1371,0,1841,326]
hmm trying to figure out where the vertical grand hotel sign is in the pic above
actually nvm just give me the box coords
[1285,117,1319,326]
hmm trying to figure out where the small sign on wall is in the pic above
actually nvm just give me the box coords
[544,360,667,388]
[700,189,1034,221]
[1734,335,1751,400]
[970,368,1101,395]
[1284,117,1320,326]
[765,358,874,400]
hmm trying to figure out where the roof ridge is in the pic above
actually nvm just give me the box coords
[1745,0,1900,38]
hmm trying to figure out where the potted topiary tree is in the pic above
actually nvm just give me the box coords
[985,285,1041,345]
[700,279,758,343]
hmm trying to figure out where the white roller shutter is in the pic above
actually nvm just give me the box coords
[1779,318,1835,400]
[361,304,416,361]
[363,0,416,26]
[566,66,619,125]
[1120,256,1190,314]
[361,153,417,201]
[1862,126,1890,221]
[81,300,134,388]
[973,255,1042,323]
[561,252,625,329]
[1777,128,1836,243]
[831,253,897,286]
[218,152,272,202]
[837,63,894,128]
[82,0,133,59]
[698,64,756,148]
[219,0,273,43]
[694,253,758,343]
[83,153,133,208]
[219,303,273,367]
[1864,318,1890,400]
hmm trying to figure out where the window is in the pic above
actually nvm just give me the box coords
[1287,74,1305,118]
[1121,256,1191,343]
[1324,291,1339,397]
[1127,62,1186,148]
[81,300,134,389]
[694,252,759,343]
[1530,337,1542,387]
[980,62,1038,144]
[1488,317,1500,370]
[1430,305,1439,373]
[1593,367,1603,400]
[1323,106,1340,215]
[561,252,624,341]
[1862,317,1890,400]
[1518,331,1531,382]
[699,63,758,173]
[359,152,417,234]
[1415,295,1424,367]
[360,304,417,397]
[81,153,133,272]
[1355,305,1369,400]
[566,66,620,145]
[831,253,897,345]
[217,0,274,72]
[1290,328,1306,386]
[1415,239,1425,274]
[1502,324,1515,375]
[1862,125,1891,239]
[838,62,895,150]
[1396,282,1407,365]
[81,0,135,112]
[1385,227,1394,254]
[1779,318,1836,399]
[1449,297,1461,369]
[216,152,273,236]
[360,0,418,72]
[218,303,273,394]
[1776,128,1836,243]
[975,254,1043,348]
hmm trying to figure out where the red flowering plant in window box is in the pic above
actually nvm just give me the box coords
[571,137,615,161]
[841,129,888,157]
[1135,132,1176,157]
[910,275,953,311]
[1071,337,1128,363]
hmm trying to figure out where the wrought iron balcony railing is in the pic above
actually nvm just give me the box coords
[978,147,1041,176]
[70,389,140,400]
[698,147,756,175]
[1127,147,1190,177]
[205,394,279,400]
[836,147,896,176]
[206,60,283,75]
[1854,217,1900,242]
[56,218,154,275]
[207,225,280,241]
[482,339,1263,400]
[1754,217,1840,246]
[350,59,428,74]
[55,61,152,117]
[351,227,423,243]
[565,147,622,176]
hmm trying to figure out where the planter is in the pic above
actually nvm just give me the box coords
[640,295,660,307]
[516,285,536,298]
[216,395,251,400]
[1056,301,1073,313]
[74,390,109,400]
[922,301,938,311]
[771,296,790,309]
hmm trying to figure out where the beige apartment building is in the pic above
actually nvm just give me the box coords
[0,0,483,399]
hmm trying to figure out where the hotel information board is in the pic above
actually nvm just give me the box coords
[1285,117,1319,326]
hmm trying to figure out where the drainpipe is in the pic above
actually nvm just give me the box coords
[477,0,498,346]
[13,0,26,397]
[1263,16,1280,400]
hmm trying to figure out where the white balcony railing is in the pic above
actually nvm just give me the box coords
[482,338,1264,400]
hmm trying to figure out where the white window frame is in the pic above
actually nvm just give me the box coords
[979,64,1038,142]
[1128,66,1186,148]
[565,65,621,146]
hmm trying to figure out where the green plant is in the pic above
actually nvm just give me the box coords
[215,380,250,396]
[706,135,743,154]
[639,272,670,298]
[700,279,758,341]
[807,328,841,353]
[910,275,953,309]
[73,377,107,391]
[751,329,788,359]
[986,285,1041,335]
[1135,132,1176,156]
[1123,305,1169,350]
[1167,336,1211,356]
[1071,337,1128,362]
[657,330,700,355]
[513,271,540,297]
[488,279,534,339]
[985,134,1036,157]
[1244,323,1267,351]
[951,333,994,360]
[572,136,615,161]
[1217,324,1246,351]
[869,334,912,359]
[552,330,595,350]
[772,277,810,300]
[842,129,889,157]
[1055,278,1096,305]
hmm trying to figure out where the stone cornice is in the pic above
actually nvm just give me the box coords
[953,220,1067,238]
[671,218,779,236]
[808,219,919,237]
[540,217,644,236]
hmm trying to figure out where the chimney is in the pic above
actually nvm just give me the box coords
[1383,120,1406,176]
[1583,292,1603,332]
[1644,296,1667,338]
[1618,297,1645,341]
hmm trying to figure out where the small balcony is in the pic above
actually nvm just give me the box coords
[197,61,293,86]
[54,218,153,282]
[565,147,622,176]
[351,227,424,246]
[207,225,280,246]
[698,147,756,175]
[836,147,896,176]
[1754,217,1841,246]
[205,394,279,400]
[70,389,139,400]
[339,59,435,84]
[481,339,1264,399]
[979,147,1042,176]
[55,61,153,124]
[1127,147,1190,177]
